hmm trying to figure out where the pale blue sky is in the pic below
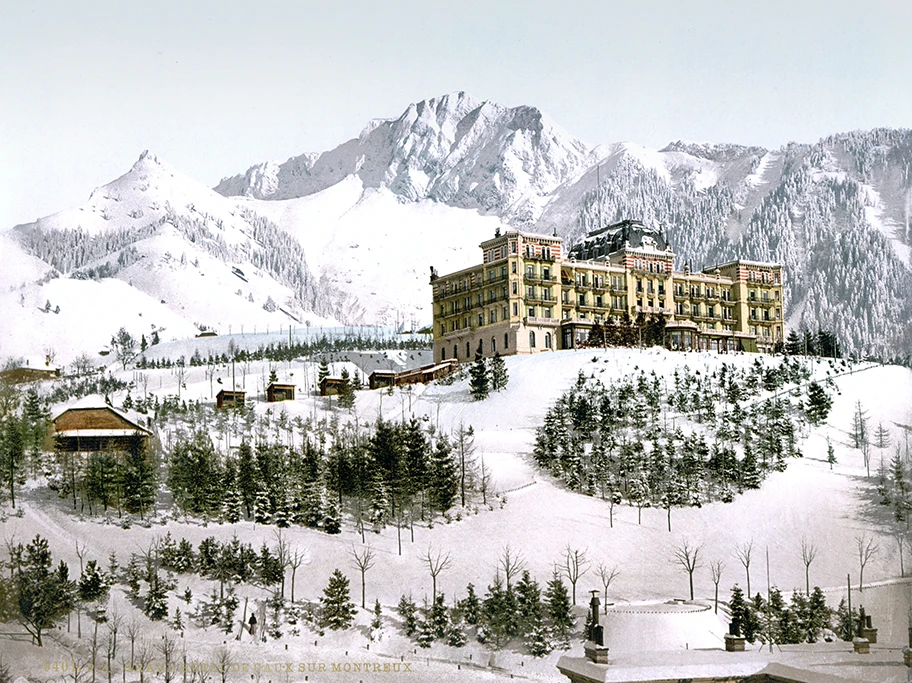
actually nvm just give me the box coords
[2,0,910,230]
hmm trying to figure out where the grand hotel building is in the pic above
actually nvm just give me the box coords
[429,220,784,362]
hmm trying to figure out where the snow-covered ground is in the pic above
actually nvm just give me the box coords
[3,345,912,682]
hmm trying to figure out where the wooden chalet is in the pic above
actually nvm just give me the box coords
[54,406,151,452]
[216,389,246,409]
[369,360,457,390]
[319,377,346,396]
[266,382,295,402]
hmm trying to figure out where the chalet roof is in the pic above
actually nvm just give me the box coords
[266,382,295,389]
[216,388,246,396]
[53,401,151,436]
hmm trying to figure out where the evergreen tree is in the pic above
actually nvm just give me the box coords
[172,606,184,632]
[320,569,357,630]
[806,587,830,642]
[222,460,243,524]
[804,382,832,426]
[428,435,458,513]
[469,352,489,401]
[480,577,515,648]
[397,594,419,636]
[526,624,553,657]
[144,574,169,621]
[490,353,509,392]
[78,560,111,605]
[323,496,342,534]
[268,369,278,384]
[318,359,330,386]
[834,597,858,641]
[458,583,481,625]
[728,584,747,637]
[429,592,450,638]
[253,483,272,525]
[15,535,76,646]
[785,330,802,355]
[515,570,543,636]
[0,413,25,508]
[370,599,383,640]
[826,439,837,471]
[236,441,257,519]
[544,572,573,646]
[338,368,355,410]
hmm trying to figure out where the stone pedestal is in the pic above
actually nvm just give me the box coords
[724,634,746,652]
[860,627,877,644]
[852,637,870,654]
[583,641,610,664]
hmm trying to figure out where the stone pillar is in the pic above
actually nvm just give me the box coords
[852,637,870,654]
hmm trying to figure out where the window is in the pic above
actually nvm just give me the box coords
[478,314,483,327]
[488,270,495,282]
[489,310,496,323]
[542,247,551,260]
[504,333,509,348]
[543,267,550,280]
[441,347,446,360]
[501,266,507,278]
[502,305,508,319]
[466,342,470,358]
[578,294,586,306]
[511,241,517,254]
[491,337,496,353]
[512,282,518,294]
[511,262,517,274]
[545,332,552,349]
[513,302,518,316]
[544,307,552,318]
[528,306,535,318]
[529,331,536,348]
[527,286,535,298]
[453,345,458,359]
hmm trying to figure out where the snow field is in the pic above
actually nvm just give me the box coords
[4,346,912,682]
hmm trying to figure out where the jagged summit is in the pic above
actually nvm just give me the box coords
[214,92,594,223]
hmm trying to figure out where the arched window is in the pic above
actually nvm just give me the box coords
[545,332,552,349]
[491,337,496,354]
[529,331,536,348]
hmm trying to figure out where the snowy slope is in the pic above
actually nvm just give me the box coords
[5,346,912,682]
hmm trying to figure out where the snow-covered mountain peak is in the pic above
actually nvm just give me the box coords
[215,92,593,224]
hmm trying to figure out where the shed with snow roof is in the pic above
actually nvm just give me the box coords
[53,405,151,452]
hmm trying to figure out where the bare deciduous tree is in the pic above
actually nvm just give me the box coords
[709,560,724,614]
[213,645,233,683]
[800,537,818,595]
[735,539,754,598]
[288,548,308,603]
[561,545,590,605]
[498,545,526,593]
[157,634,177,683]
[596,563,620,614]
[421,546,452,603]
[134,639,154,683]
[856,534,879,591]
[672,539,704,601]
[126,618,141,668]
[349,543,376,609]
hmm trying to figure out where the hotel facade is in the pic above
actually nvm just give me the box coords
[429,220,784,362]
